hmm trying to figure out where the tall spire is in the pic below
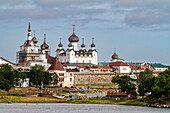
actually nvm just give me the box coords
[28,18,31,32]
[73,24,75,33]
[114,48,116,53]
[44,33,46,42]
[27,18,32,40]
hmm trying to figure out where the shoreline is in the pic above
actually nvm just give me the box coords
[0,96,169,108]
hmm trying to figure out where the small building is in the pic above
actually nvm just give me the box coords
[151,63,168,72]
[14,78,30,87]
[108,61,131,74]
[0,57,14,67]
[48,58,74,87]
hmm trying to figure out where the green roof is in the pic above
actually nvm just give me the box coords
[150,64,169,68]
[98,62,110,66]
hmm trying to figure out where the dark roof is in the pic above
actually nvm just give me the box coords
[68,33,79,42]
[46,55,55,64]
[58,42,63,47]
[91,43,95,47]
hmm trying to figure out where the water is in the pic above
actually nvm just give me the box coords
[0,103,169,113]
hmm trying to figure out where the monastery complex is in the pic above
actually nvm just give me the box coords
[0,20,169,87]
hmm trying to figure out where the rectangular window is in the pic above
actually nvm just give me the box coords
[70,78,72,82]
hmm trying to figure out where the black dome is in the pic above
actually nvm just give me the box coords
[81,43,85,48]
[68,33,79,42]
[68,43,72,47]
[91,43,95,47]
[58,42,63,47]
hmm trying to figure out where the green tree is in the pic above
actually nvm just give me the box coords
[0,76,11,92]
[43,71,52,85]
[112,75,137,95]
[151,68,170,98]
[111,75,119,85]
[138,77,155,97]
[28,65,52,87]
[139,68,153,83]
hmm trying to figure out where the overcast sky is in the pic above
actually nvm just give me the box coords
[0,0,170,65]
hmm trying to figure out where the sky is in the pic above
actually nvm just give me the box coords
[0,0,170,65]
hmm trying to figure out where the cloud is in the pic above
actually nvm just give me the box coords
[111,0,170,27]
[124,8,170,27]
[0,0,170,28]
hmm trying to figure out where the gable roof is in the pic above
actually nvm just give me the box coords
[109,61,129,66]
[48,59,65,71]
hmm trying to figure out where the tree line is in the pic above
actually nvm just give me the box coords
[0,64,58,91]
[111,68,170,99]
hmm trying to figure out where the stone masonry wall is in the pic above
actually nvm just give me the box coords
[74,74,117,85]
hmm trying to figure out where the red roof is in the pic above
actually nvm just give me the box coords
[109,61,129,66]
[97,66,112,69]
[130,65,154,71]
[48,59,65,71]
[107,92,127,96]
[78,66,87,69]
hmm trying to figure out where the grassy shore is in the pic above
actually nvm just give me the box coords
[0,96,66,103]
[0,95,148,106]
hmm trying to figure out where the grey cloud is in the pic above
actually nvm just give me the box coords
[124,8,170,27]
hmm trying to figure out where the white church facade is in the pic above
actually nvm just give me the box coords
[56,25,98,65]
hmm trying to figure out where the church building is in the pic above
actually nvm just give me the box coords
[17,20,50,69]
[56,25,98,66]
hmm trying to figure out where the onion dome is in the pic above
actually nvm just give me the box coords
[91,43,95,47]
[41,41,49,49]
[69,33,79,42]
[58,42,63,47]
[81,43,85,48]
[58,38,63,47]
[41,34,49,49]
[68,24,79,42]
[112,53,118,59]
[68,43,72,47]
[32,36,38,44]
[112,48,118,59]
